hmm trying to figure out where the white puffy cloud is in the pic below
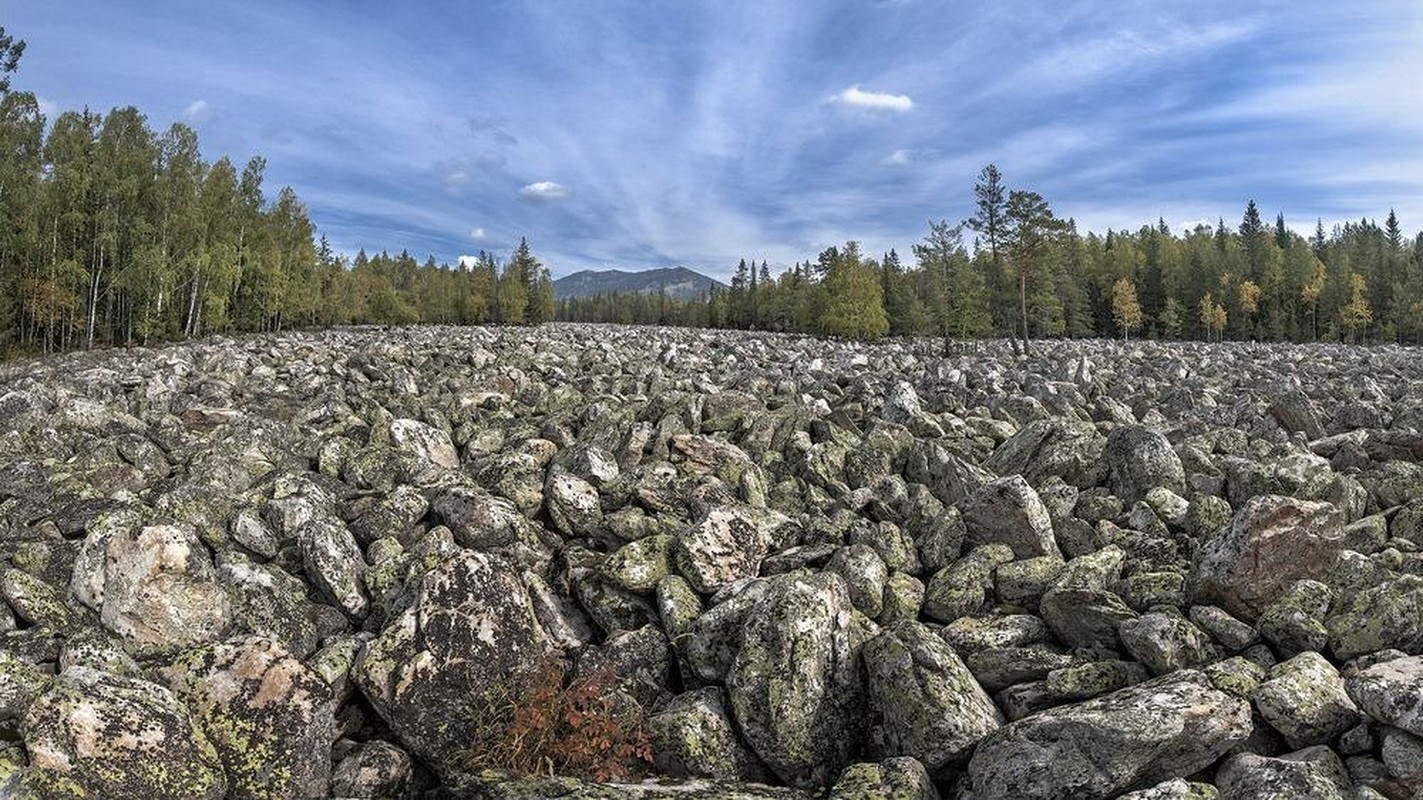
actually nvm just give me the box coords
[183,99,209,120]
[520,181,570,200]
[829,84,913,112]
[886,148,912,165]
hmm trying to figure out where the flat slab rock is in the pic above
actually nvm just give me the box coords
[966,669,1252,800]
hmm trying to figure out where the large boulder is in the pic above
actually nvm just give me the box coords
[727,571,868,788]
[1326,574,1423,659]
[1346,654,1423,736]
[961,476,1061,560]
[648,686,770,782]
[71,517,232,657]
[1214,746,1351,800]
[1191,495,1345,621]
[12,666,226,798]
[1251,651,1360,749]
[162,636,338,799]
[353,549,552,772]
[674,507,773,595]
[862,620,1002,772]
[966,670,1252,799]
[1103,425,1186,506]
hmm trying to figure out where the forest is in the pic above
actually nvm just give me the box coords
[560,184,1421,348]
[2,25,1421,358]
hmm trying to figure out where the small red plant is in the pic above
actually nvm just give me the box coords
[465,653,654,782]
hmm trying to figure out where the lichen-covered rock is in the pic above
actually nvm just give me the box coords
[1104,425,1187,506]
[827,757,938,800]
[0,651,52,721]
[353,549,552,772]
[1252,651,1361,748]
[966,670,1252,800]
[1346,654,1423,736]
[941,614,1051,655]
[826,545,888,618]
[162,635,338,799]
[1039,586,1138,651]
[1192,495,1345,621]
[329,740,413,799]
[862,620,1002,772]
[389,417,460,478]
[1118,612,1216,675]
[297,517,369,618]
[1117,778,1219,799]
[922,544,1014,623]
[675,507,773,595]
[965,647,1079,693]
[1327,574,1423,659]
[73,519,232,657]
[545,466,604,538]
[604,534,675,593]
[727,571,868,788]
[1189,605,1259,652]
[1,568,74,631]
[16,666,226,798]
[961,476,1061,559]
[1215,746,1351,800]
[648,686,771,782]
[1255,579,1331,658]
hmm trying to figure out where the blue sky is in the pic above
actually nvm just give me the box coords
[7,1,1422,279]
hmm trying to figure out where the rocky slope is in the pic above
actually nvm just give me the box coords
[0,324,1421,799]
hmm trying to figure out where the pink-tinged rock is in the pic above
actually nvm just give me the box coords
[1191,495,1344,621]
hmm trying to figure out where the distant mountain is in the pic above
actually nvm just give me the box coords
[553,267,725,301]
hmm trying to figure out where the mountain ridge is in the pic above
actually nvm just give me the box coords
[553,266,725,301]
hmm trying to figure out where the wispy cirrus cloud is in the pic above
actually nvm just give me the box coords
[8,0,1419,278]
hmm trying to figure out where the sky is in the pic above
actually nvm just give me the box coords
[6,1,1422,279]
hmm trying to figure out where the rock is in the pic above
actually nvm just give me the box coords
[1346,654,1423,736]
[675,507,773,595]
[1269,388,1328,440]
[389,417,460,476]
[826,545,888,617]
[1,568,74,631]
[162,636,337,799]
[648,687,771,782]
[1327,574,1423,659]
[1039,586,1137,651]
[828,757,939,800]
[297,517,369,618]
[678,578,767,684]
[1118,612,1216,675]
[727,571,868,788]
[0,651,52,721]
[965,647,1078,693]
[1215,746,1351,800]
[862,620,1002,772]
[545,466,604,538]
[1117,778,1220,799]
[1192,495,1345,621]
[604,534,676,593]
[922,544,1014,623]
[966,670,1252,800]
[353,549,552,772]
[1104,425,1187,506]
[329,740,413,799]
[1189,605,1260,652]
[73,519,232,657]
[15,666,226,798]
[961,476,1061,559]
[1252,651,1361,748]
[941,614,1051,655]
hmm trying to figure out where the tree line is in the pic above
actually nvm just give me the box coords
[0,28,552,358]
[3,25,1419,357]
[560,165,1422,347]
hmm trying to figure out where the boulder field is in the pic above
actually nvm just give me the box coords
[0,323,1421,798]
